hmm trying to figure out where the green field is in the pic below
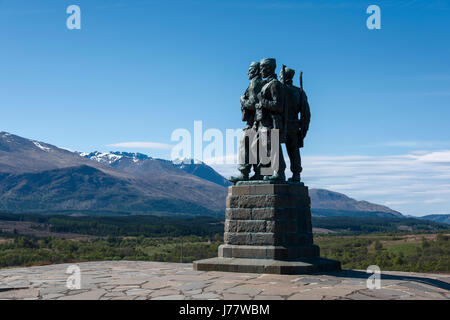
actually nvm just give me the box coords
[0,232,448,273]
[0,212,449,272]
[316,233,450,272]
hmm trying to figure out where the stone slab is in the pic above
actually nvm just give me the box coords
[235,181,304,186]
[224,232,313,246]
[218,245,319,259]
[193,257,341,275]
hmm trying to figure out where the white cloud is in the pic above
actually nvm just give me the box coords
[107,141,173,150]
[424,198,447,204]
[208,149,450,216]
[385,201,412,206]
[362,141,450,149]
[411,150,450,163]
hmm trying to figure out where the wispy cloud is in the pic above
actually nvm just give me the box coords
[385,200,412,206]
[362,140,450,149]
[424,198,447,204]
[107,141,173,150]
[207,149,450,216]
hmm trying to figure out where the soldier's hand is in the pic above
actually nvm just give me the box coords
[260,99,269,109]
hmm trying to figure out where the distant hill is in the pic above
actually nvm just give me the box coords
[0,131,405,218]
[80,152,231,188]
[311,209,402,219]
[309,189,403,218]
[172,159,231,188]
[420,214,450,225]
[0,165,219,216]
[0,132,226,216]
[311,216,449,234]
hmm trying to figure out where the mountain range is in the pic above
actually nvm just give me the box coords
[0,132,226,216]
[0,131,422,219]
[419,214,450,225]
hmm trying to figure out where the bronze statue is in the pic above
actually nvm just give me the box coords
[230,58,310,184]
[280,65,311,182]
[255,58,286,181]
[230,62,264,183]
[240,62,263,129]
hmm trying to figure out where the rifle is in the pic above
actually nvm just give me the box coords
[298,71,304,148]
[281,65,288,144]
[300,71,303,92]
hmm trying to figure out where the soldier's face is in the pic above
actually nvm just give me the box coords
[248,67,259,79]
[261,64,273,78]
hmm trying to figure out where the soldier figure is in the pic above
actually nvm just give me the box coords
[280,66,311,182]
[254,58,286,181]
[230,62,264,183]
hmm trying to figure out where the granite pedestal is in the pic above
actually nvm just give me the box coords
[193,181,341,274]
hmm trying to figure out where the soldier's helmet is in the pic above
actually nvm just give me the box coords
[249,61,260,72]
[260,58,276,68]
[260,58,277,77]
[284,67,295,81]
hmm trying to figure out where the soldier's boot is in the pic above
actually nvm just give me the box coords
[229,173,249,184]
[263,171,286,182]
[230,167,250,183]
[230,164,252,184]
[249,167,263,181]
[288,173,301,182]
[250,173,264,180]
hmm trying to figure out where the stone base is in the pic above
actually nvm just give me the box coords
[193,257,341,275]
[195,182,342,275]
[219,244,320,260]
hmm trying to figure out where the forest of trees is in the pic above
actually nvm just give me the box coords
[0,235,221,268]
[316,233,450,272]
[0,212,449,272]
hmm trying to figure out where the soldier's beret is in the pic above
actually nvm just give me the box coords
[260,58,276,67]
[284,67,295,79]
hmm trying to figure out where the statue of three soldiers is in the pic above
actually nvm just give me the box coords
[230,58,311,183]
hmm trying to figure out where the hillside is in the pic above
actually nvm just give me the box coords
[0,131,406,218]
[420,214,450,225]
[0,132,226,216]
[309,189,403,217]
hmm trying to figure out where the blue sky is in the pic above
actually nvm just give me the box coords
[0,0,449,216]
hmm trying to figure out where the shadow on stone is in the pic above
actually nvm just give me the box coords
[323,269,450,291]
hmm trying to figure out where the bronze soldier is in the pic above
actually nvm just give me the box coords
[230,62,264,182]
[280,66,311,182]
[254,58,286,181]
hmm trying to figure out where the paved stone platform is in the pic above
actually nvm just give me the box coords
[0,261,448,300]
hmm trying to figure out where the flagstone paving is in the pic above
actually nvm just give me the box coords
[0,261,448,300]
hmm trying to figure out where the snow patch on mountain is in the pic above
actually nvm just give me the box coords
[80,151,123,164]
[79,151,152,164]
[173,158,204,167]
[32,141,51,152]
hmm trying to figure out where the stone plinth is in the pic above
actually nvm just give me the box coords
[194,181,341,274]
